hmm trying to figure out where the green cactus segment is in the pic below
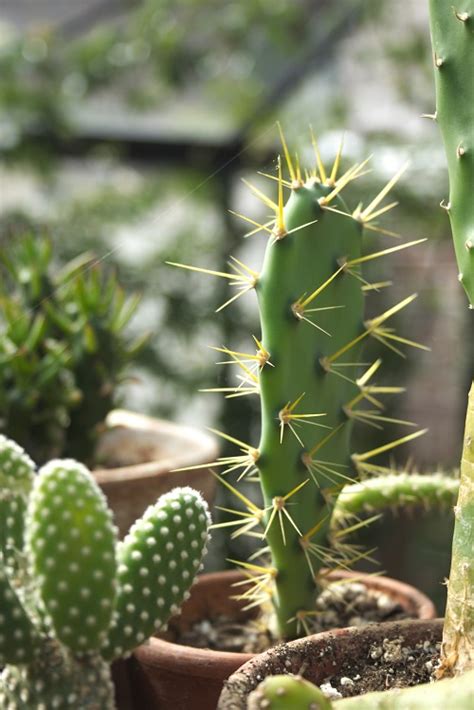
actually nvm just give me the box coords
[0,492,28,573]
[247,674,332,710]
[0,434,36,495]
[0,640,115,710]
[429,1,474,305]
[336,669,474,709]
[0,563,39,665]
[441,382,474,675]
[26,459,117,654]
[0,435,36,571]
[257,181,363,636]
[102,487,211,659]
[332,473,459,528]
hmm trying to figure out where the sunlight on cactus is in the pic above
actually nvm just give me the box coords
[0,435,211,708]
[172,127,459,639]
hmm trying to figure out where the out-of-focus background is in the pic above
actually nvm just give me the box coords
[1,0,472,610]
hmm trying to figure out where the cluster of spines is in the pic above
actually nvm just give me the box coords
[0,435,211,707]
[173,128,447,639]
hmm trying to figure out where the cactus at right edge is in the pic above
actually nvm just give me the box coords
[428,1,474,306]
[438,382,474,675]
[0,435,211,708]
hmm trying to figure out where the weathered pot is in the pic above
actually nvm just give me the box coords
[125,569,436,710]
[94,410,218,537]
[218,618,443,708]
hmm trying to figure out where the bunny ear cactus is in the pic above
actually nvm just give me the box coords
[428,1,474,306]
[0,436,211,709]
[171,128,459,640]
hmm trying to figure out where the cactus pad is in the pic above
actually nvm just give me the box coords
[26,459,117,653]
[0,563,39,665]
[0,640,115,710]
[102,486,211,659]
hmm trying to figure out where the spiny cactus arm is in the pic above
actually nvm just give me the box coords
[101,487,211,660]
[25,459,117,654]
[429,1,474,306]
[247,674,331,710]
[331,473,459,528]
[255,164,365,638]
[0,562,40,665]
[439,382,474,675]
[335,668,474,708]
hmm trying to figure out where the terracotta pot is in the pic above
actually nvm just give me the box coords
[218,618,443,709]
[94,410,218,537]
[124,569,436,710]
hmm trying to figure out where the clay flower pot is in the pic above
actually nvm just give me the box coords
[93,410,218,537]
[218,618,443,709]
[124,569,436,710]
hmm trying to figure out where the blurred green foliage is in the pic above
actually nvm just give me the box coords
[0,230,147,464]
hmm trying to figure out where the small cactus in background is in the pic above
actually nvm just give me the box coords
[0,232,148,464]
[172,128,458,639]
[0,435,211,708]
[428,1,474,306]
[247,674,331,710]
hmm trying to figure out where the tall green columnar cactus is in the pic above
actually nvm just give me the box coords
[0,435,211,708]
[439,382,474,675]
[172,130,459,639]
[429,1,474,306]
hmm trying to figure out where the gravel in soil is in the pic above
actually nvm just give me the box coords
[173,581,411,654]
[319,637,440,699]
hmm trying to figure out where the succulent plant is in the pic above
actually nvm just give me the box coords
[0,434,211,708]
[172,129,458,639]
[428,0,474,307]
[0,232,148,465]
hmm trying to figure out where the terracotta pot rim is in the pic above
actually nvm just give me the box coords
[93,410,218,483]
[218,618,444,709]
[137,568,436,663]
